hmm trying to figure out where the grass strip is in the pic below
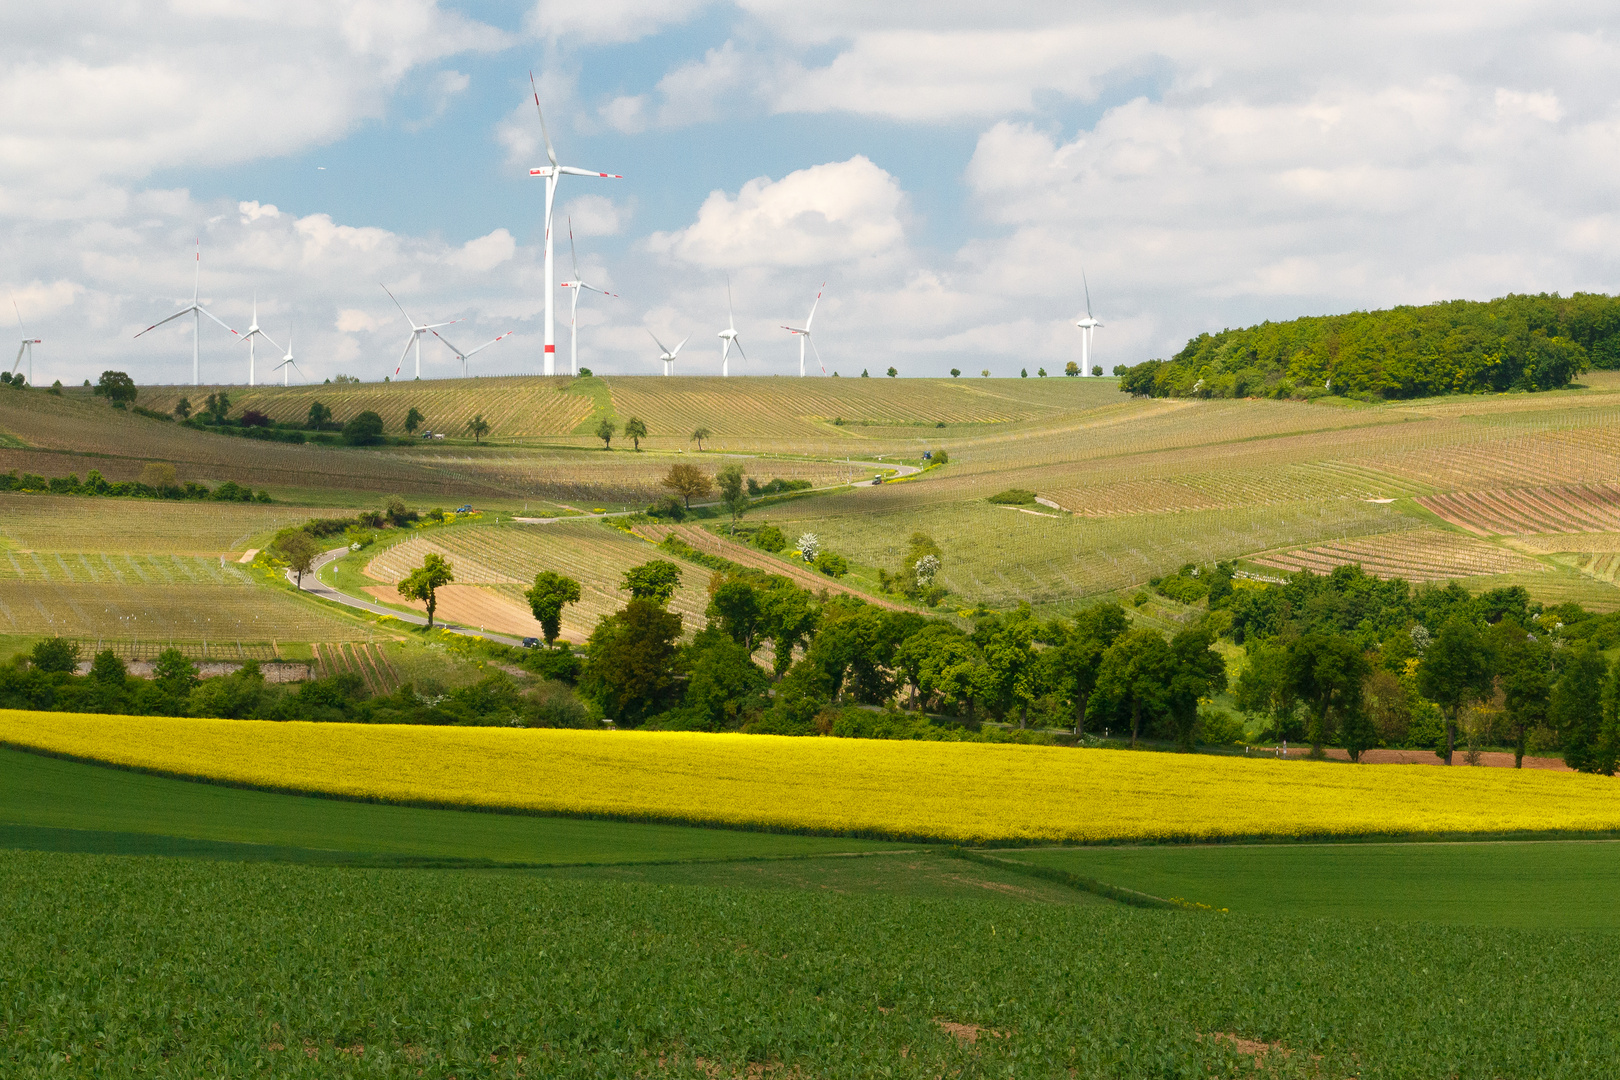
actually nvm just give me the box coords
[948,846,1178,909]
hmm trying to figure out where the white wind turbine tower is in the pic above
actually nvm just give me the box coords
[558,217,617,377]
[649,330,689,376]
[432,328,515,379]
[239,295,282,387]
[272,325,304,386]
[782,282,826,377]
[11,299,39,387]
[1074,270,1103,376]
[717,275,745,377]
[381,284,457,380]
[134,240,240,385]
[528,72,622,376]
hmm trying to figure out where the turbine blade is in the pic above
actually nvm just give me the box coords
[422,319,460,330]
[396,334,415,370]
[806,282,825,328]
[672,336,689,357]
[381,284,415,328]
[12,297,24,335]
[430,328,467,358]
[193,238,201,305]
[465,331,513,358]
[1083,269,1093,319]
[727,274,734,327]
[199,307,240,335]
[647,328,670,355]
[809,334,825,374]
[530,71,558,167]
[134,307,193,337]
[734,339,746,362]
[557,166,622,178]
[568,216,579,279]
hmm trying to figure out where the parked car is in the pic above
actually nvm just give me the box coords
[520,637,540,648]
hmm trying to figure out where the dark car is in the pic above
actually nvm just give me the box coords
[520,637,540,648]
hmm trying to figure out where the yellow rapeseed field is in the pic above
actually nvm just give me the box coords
[4,710,1619,843]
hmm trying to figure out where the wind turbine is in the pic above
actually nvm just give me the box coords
[649,330,689,376]
[11,299,39,387]
[272,325,304,386]
[1074,270,1103,376]
[527,72,623,377]
[239,294,282,387]
[432,328,515,379]
[717,275,745,377]
[381,284,457,380]
[134,239,239,385]
[782,282,826,377]
[558,216,617,377]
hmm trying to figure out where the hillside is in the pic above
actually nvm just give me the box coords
[1121,292,1620,400]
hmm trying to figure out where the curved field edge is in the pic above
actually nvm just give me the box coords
[5,711,1620,845]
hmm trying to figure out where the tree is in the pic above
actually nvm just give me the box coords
[1038,368,1048,377]
[1554,643,1607,772]
[1495,622,1552,768]
[404,407,424,434]
[980,369,990,377]
[979,614,1039,726]
[662,463,714,508]
[1046,603,1129,735]
[306,402,332,430]
[468,414,490,443]
[578,598,683,725]
[275,530,320,587]
[887,366,898,378]
[139,462,178,490]
[1094,628,1173,746]
[152,647,199,703]
[595,417,616,449]
[397,552,454,628]
[950,368,961,378]
[690,427,712,451]
[204,391,231,423]
[1600,655,1620,777]
[30,636,79,674]
[1283,632,1370,758]
[88,648,127,684]
[708,581,764,651]
[759,582,820,678]
[1066,361,1080,376]
[343,410,385,446]
[715,463,749,531]
[679,627,769,730]
[622,559,682,604]
[525,571,581,647]
[93,370,137,405]
[1416,615,1494,764]
[173,397,192,420]
[623,416,648,450]
[1020,368,1028,378]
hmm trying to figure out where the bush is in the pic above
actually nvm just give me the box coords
[647,495,687,521]
[815,551,849,577]
[1197,707,1246,746]
[988,488,1036,505]
[30,637,79,674]
[752,524,787,552]
[239,409,271,428]
[342,411,385,446]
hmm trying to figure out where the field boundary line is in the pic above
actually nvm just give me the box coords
[950,847,1179,909]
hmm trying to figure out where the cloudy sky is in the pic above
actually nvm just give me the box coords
[3,1,1618,385]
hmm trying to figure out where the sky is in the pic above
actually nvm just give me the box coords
[3,1,1620,386]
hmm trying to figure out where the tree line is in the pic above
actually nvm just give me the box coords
[1117,292,1620,400]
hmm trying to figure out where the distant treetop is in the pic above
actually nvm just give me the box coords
[1117,292,1620,401]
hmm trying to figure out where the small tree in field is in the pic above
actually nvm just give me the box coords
[662,463,713,508]
[398,552,454,628]
[622,560,682,605]
[173,397,192,419]
[525,570,581,646]
[624,416,648,451]
[468,414,490,443]
[715,464,749,531]
[690,427,711,451]
[405,407,424,434]
[595,417,616,449]
[94,370,137,406]
[276,530,321,587]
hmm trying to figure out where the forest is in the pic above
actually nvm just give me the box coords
[1117,292,1620,400]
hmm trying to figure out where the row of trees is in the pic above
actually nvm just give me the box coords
[1117,292,1620,400]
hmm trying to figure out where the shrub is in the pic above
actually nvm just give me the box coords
[342,411,386,446]
[815,551,849,577]
[239,409,271,428]
[988,488,1037,505]
[753,524,787,552]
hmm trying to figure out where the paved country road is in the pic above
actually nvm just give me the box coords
[289,547,528,648]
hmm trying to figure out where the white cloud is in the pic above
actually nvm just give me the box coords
[526,0,711,44]
[238,201,281,224]
[646,156,907,268]
[446,228,517,272]
[563,194,630,237]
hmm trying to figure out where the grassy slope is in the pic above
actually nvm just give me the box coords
[0,746,903,865]
[997,841,1620,928]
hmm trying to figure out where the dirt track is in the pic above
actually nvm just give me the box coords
[366,584,548,640]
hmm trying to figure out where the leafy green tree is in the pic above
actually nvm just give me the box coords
[152,648,199,703]
[950,368,961,378]
[397,552,454,628]
[1284,632,1371,758]
[404,407,424,434]
[93,371,137,405]
[690,427,711,450]
[1045,602,1130,735]
[759,582,819,678]
[677,627,769,730]
[622,560,682,605]
[887,366,898,377]
[1416,616,1494,764]
[88,649,127,684]
[204,391,231,423]
[578,598,683,725]
[1094,627,1173,746]
[1065,361,1080,376]
[306,401,332,430]
[1494,622,1553,768]
[342,410,385,446]
[715,463,749,530]
[275,530,321,587]
[1556,643,1608,772]
[30,637,79,674]
[173,397,192,420]
[525,571,582,647]
[1165,624,1229,750]
[661,462,713,508]
[595,416,616,449]
[979,612,1038,726]
[623,416,648,450]
[468,414,490,443]
[707,581,764,652]
[1598,655,1620,777]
